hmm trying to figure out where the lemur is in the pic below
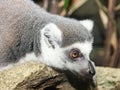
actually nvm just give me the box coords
[0,0,97,88]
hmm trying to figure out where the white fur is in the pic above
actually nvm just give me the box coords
[80,19,94,32]
[18,52,40,64]
[19,40,93,73]
[64,41,92,57]
[0,53,41,71]
[40,23,93,73]
[62,41,93,73]
[0,64,14,71]
[40,23,66,69]
[41,23,62,48]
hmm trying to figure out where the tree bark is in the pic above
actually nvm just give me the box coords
[104,0,118,67]
[0,62,97,90]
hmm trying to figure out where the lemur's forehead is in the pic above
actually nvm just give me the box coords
[63,41,92,55]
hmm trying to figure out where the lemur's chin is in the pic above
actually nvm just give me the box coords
[75,61,97,87]
[77,73,97,87]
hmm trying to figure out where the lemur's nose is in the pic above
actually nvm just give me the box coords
[88,61,96,77]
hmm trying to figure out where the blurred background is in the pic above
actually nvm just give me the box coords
[33,0,120,68]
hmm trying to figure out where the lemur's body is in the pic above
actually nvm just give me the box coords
[0,0,96,87]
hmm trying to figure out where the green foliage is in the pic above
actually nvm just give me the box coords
[63,0,70,9]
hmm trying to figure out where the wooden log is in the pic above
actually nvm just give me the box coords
[0,62,97,90]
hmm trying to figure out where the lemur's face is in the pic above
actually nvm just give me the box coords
[40,23,96,86]
[62,42,95,77]
[60,42,96,86]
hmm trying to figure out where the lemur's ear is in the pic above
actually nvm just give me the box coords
[80,19,94,32]
[41,23,62,49]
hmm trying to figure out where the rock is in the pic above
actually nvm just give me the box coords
[0,62,75,90]
[96,67,120,90]
[0,62,119,90]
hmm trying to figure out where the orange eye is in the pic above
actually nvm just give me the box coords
[70,49,80,59]
[72,52,79,58]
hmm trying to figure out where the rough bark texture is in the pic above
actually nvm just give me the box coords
[0,62,120,90]
[105,0,118,67]
[0,62,72,90]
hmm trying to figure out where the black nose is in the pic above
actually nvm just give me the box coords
[88,61,96,77]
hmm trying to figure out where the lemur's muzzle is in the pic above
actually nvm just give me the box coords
[81,61,96,78]
[88,61,96,77]
[88,61,97,87]
[80,61,97,87]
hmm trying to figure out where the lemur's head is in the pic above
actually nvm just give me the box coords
[40,22,96,86]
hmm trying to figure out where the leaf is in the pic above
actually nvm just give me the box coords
[63,0,70,9]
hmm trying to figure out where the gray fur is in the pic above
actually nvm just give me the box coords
[0,0,92,65]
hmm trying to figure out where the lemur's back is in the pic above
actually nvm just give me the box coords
[0,0,92,66]
[0,0,42,65]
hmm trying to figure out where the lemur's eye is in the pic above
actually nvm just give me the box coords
[69,49,83,59]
